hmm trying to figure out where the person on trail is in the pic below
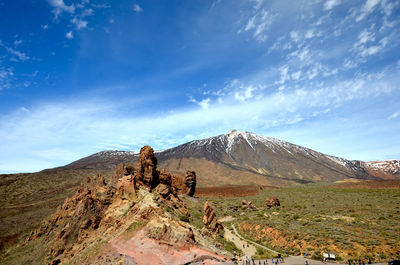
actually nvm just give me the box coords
[362,260,365,265]
[305,260,309,265]
[272,258,274,264]
[368,258,372,264]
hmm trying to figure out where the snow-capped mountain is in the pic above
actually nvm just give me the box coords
[62,130,398,186]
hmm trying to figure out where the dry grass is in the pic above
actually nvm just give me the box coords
[185,183,400,261]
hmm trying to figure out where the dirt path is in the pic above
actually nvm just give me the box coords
[230,224,279,255]
[224,225,256,258]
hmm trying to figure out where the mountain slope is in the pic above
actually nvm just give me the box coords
[157,130,373,185]
[60,130,398,186]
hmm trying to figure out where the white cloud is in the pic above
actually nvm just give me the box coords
[71,17,88,29]
[304,29,315,39]
[0,41,30,61]
[381,0,399,17]
[290,31,300,42]
[388,111,399,120]
[324,0,341,10]
[66,31,74,39]
[360,37,388,57]
[81,8,94,17]
[277,65,289,84]
[14,40,23,46]
[1,66,399,172]
[291,71,301,80]
[0,66,14,91]
[234,85,256,102]
[199,98,211,109]
[41,24,49,30]
[243,16,256,31]
[189,96,211,110]
[48,0,75,18]
[133,4,143,12]
[239,8,274,42]
[356,0,381,21]
[358,30,375,44]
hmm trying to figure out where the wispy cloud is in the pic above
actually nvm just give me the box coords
[356,0,381,21]
[2,66,398,172]
[71,17,88,29]
[0,66,14,91]
[0,40,30,61]
[388,111,399,120]
[324,0,341,11]
[238,7,275,42]
[47,0,75,18]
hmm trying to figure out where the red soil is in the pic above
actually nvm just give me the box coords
[196,185,276,198]
[110,230,227,265]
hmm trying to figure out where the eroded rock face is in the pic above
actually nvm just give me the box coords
[135,145,159,190]
[117,167,137,201]
[202,202,223,235]
[185,171,197,197]
[29,174,112,261]
[265,197,280,209]
[28,145,204,265]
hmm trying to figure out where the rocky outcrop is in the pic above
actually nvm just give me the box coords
[185,171,197,197]
[202,202,223,235]
[27,145,203,265]
[116,164,137,201]
[265,197,280,209]
[28,173,112,261]
[135,145,159,190]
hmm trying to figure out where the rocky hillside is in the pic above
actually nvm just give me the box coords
[361,160,400,179]
[60,130,398,186]
[2,146,232,265]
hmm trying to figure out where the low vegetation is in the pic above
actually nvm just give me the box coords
[185,184,400,261]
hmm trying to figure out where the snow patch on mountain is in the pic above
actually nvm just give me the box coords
[363,160,400,174]
[92,150,138,158]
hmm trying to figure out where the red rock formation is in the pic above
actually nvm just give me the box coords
[28,145,205,265]
[185,171,197,197]
[135,145,159,190]
[265,197,280,209]
[202,202,223,235]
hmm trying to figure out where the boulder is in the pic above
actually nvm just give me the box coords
[265,197,280,209]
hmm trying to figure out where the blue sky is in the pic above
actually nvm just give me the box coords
[0,0,399,173]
